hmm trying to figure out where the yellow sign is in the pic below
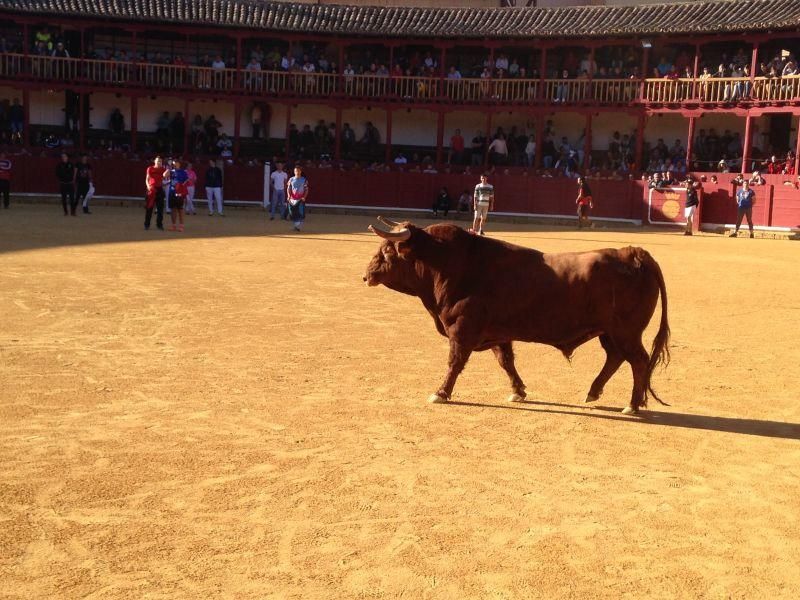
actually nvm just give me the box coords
[661,199,680,219]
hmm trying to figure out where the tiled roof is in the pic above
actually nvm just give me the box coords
[2,0,799,39]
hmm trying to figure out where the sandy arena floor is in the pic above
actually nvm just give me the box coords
[1,204,799,599]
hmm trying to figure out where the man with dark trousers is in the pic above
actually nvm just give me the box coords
[144,156,166,230]
[75,154,93,214]
[55,152,76,216]
[0,152,11,209]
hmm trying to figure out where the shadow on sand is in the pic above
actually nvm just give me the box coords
[447,398,800,441]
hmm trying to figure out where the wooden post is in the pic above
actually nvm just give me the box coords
[22,88,30,148]
[639,46,649,102]
[183,98,190,157]
[79,92,86,152]
[130,95,138,151]
[385,108,393,165]
[233,100,242,159]
[691,43,700,100]
[435,109,444,167]
[742,113,753,174]
[285,104,292,161]
[235,35,243,90]
[685,115,696,171]
[583,113,592,171]
[794,117,800,176]
[537,45,547,101]
[587,45,595,103]
[484,111,492,168]
[334,105,342,161]
[534,112,544,168]
[634,112,646,172]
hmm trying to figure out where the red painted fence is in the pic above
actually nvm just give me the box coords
[9,156,800,230]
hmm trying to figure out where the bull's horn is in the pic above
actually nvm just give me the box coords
[368,224,411,241]
[377,216,403,229]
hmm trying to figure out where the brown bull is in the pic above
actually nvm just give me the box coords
[363,218,670,415]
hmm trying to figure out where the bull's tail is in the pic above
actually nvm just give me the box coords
[644,252,671,406]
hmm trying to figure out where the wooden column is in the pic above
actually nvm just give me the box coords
[638,46,650,102]
[634,112,646,172]
[130,95,138,151]
[285,104,292,161]
[79,92,86,152]
[235,35,243,90]
[537,46,547,101]
[439,45,447,100]
[691,44,700,100]
[484,111,492,168]
[587,45,595,103]
[750,43,759,84]
[385,108,393,164]
[741,113,753,174]
[685,115,696,171]
[233,100,242,159]
[183,98,190,157]
[22,88,30,148]
[435,109,444,167]
[794,118,800,176]
[334,106,342,161]
[534,113,544,168]
[583,113,592,171]
[23,23,29,58]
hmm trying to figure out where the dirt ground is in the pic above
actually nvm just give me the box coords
[1,203,799,599]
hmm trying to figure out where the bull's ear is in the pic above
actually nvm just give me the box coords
[395,225,422,258]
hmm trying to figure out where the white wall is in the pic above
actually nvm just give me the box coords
[342,107,388,144]
[392,109,437,146]
[87,93,130,131]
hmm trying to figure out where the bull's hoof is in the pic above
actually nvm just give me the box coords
[428,393,449,404]
[507,393,526,403]
[621,406,640,416]
[584,393,600,404]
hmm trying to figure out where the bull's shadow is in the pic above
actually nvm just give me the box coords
[447,399,800,441]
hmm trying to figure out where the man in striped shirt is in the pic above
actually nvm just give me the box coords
[471,174,494,236]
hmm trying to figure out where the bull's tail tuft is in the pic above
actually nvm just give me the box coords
[643,251,671,406]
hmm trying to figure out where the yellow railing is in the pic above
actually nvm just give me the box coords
[3,54,800,107]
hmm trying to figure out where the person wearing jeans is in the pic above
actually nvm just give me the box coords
[144,156,166,230]
[55,152,76,216]
[0,153,11,208]
[205,159,224,216]
[731,179,755,238]
[269,162,288,220]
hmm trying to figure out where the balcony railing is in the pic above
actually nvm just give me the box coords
[3,54,800,107]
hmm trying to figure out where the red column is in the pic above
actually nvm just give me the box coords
[534,113,544,168]
[484,111,492,168]
[685,115,696,172]
[439,45,447,100]
[435,109,444,167]
[131,95,138,151]
[587,45,595,102]
[794,119,800,176]
[537,46,547,101]
[634,112,646,172]
[691,44,700,100]
[235,35,243,90]
[334,106,342,161]
[385,108,393,165]
[233,100,241,159]
[79,93,86,152]
[131,31,138,84]
[284,104,292,160]
[638,47,650,102]
[183,98,190,158]
[22,88,30,148]
[583,113,592,171]
[750,43,759,86]
[742,113,753,174]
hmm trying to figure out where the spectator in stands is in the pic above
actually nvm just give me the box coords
[449,128,465,165]
[524,134,536,167]
[171,112,185,153]
[217,133,233,158]
[360,121,380,157]
[432,187,450,218]
[471,130,487,166]
[764,154,782,174]
[487,133,508,166]
[648,171,663,190]
[204,115,221,152]
[299,124,315,159]
[211,54,226,87]
[457,189,470,214]
[554,70,570,103]
[205,159,224,216]
[749,170,766,186]
[109,107,124,149]
[245,56,262,90]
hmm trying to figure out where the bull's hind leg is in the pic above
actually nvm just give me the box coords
[429,339,473,404]
[619,340,650,415]
[585,334,624,404]
[492,343,527,403]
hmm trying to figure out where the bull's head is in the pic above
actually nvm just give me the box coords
[363,217,421,294]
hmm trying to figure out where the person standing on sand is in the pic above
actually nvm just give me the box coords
[683,175,700,236]
[185,162,197,215]
[144,156,166,231]
[471,174,494,235]
[55,152,76,216]
[286,165,308,231]
[0,152,11,209]
[730,179,755,238]
[576,175,593,229]
[167,159,189,232]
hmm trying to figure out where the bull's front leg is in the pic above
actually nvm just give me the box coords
[429,338,473,403]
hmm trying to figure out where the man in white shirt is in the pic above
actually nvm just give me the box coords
[269,162,289,220]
